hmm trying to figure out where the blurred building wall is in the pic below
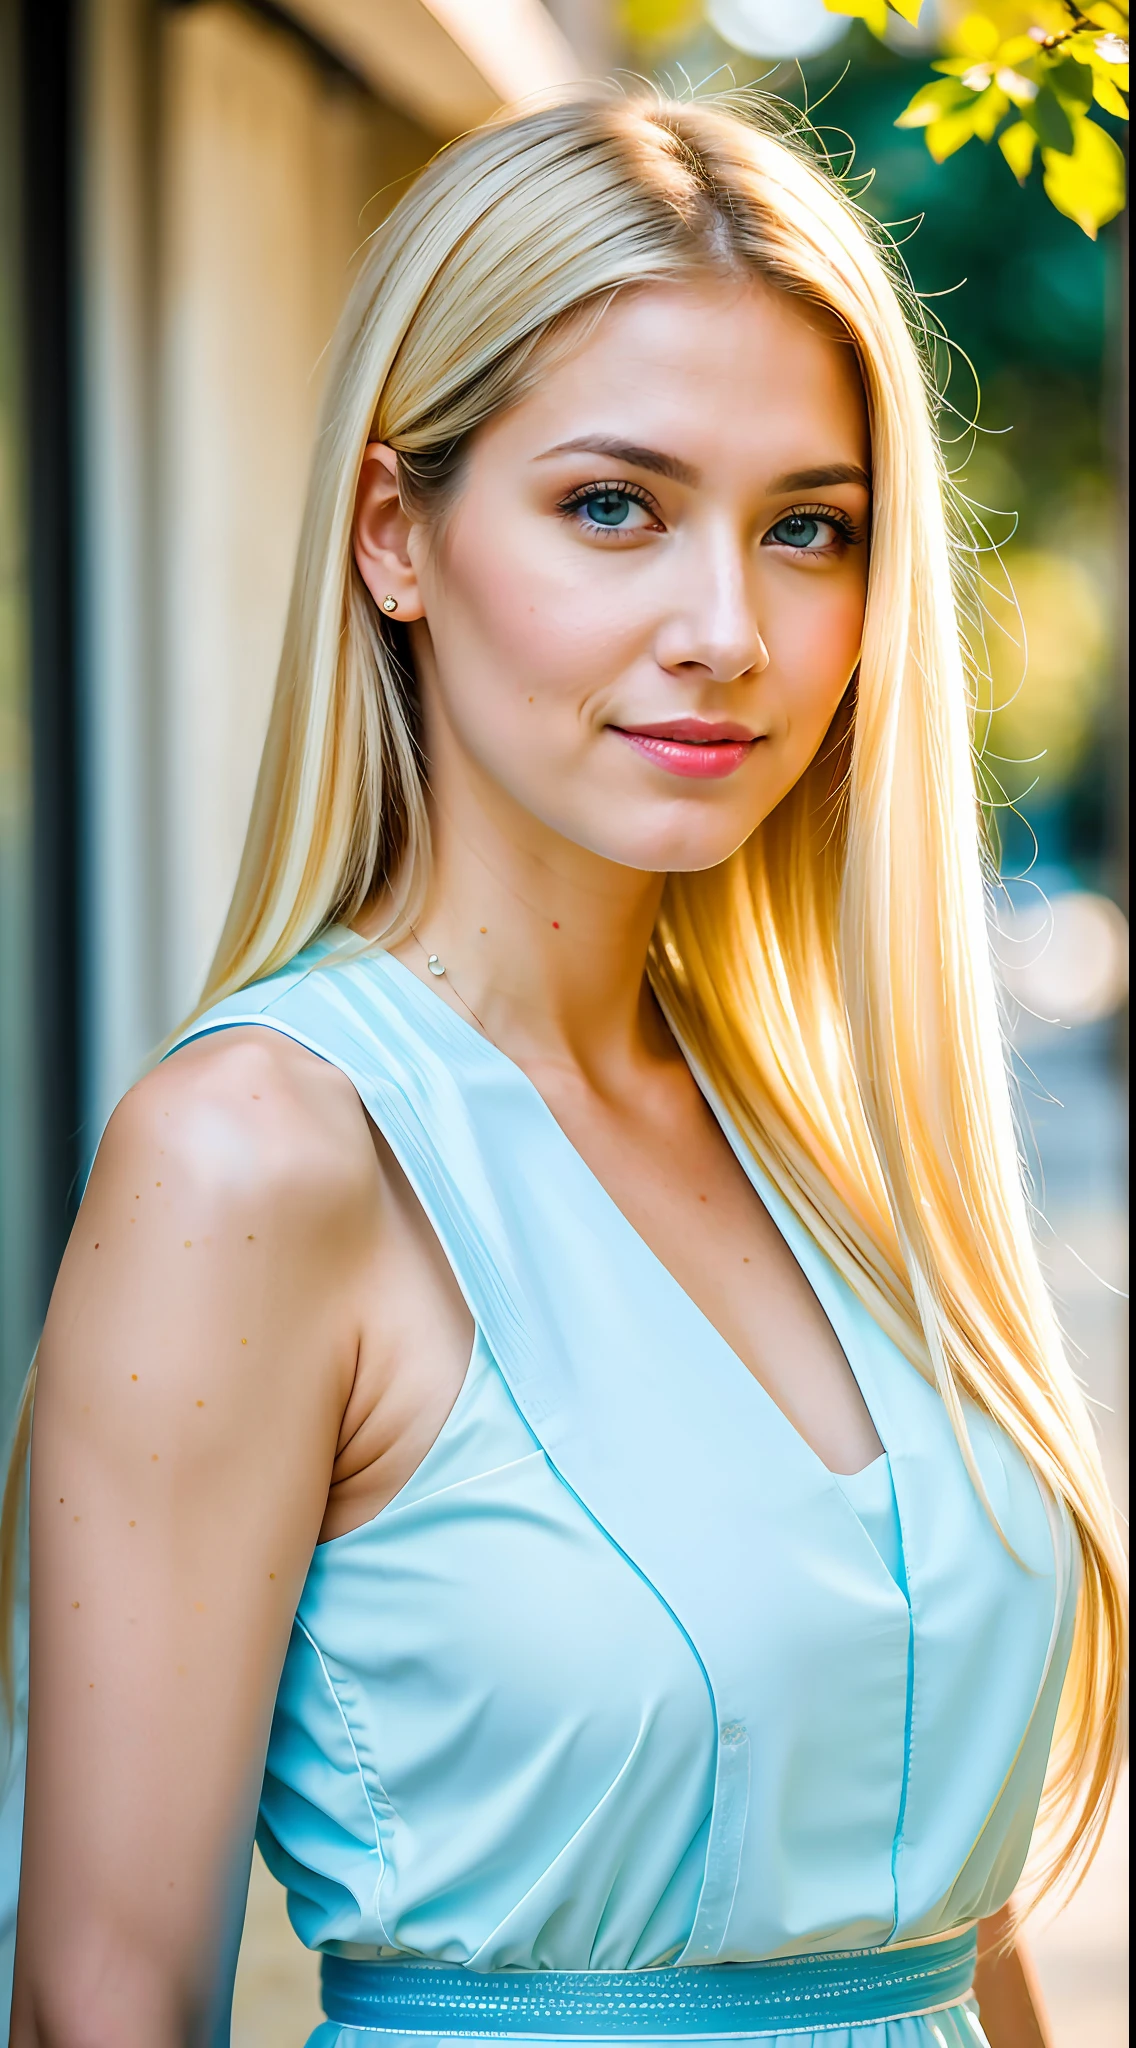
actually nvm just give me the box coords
[85,0,438,1124]
[0,0,580,1423]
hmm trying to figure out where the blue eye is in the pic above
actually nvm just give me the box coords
[559,481,658,536]
[581,489,633,526]
[770,513,825,549]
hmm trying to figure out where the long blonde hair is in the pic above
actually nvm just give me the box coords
[4,92,1125,1904]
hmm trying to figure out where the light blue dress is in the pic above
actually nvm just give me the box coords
[0,932,1075,2044]
[173,935,1076,2046]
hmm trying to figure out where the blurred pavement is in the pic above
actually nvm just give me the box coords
[1016,1016,1129,2048]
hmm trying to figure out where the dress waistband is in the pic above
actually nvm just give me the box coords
[319,1929,978,2037]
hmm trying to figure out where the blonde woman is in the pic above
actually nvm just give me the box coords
[4,95,1125,2048]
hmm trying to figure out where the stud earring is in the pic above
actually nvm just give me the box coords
[381,594,399,614]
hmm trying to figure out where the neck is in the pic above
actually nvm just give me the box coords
[376,761,668,1085]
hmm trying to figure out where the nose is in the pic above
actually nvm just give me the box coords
[652,527,769,684]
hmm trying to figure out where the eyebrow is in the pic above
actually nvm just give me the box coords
[539,440,871,497]
[768,463,871,493]
[539,437,701,487]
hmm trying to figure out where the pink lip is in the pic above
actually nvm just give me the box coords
[611,717,759,781]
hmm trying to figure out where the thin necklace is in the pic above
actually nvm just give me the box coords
[410,928,491,1040]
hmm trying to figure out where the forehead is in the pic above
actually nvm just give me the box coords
[489,279,869,481]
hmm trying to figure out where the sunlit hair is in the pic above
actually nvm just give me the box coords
[4,92,1125,1903]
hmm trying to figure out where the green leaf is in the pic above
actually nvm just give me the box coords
[895,77,975,129]
[1047,55,1095,110]
[999,118,1038,183]
[1042,114,1127,236]
[1024,85,1077,153]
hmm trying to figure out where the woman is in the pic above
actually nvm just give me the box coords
[4,94,1125,2048]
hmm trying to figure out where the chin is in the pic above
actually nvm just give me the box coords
[580,810,756,877]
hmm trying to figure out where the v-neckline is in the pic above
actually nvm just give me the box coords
[348,939,892,1490]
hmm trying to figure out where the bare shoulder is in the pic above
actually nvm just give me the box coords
[40,1025,381,1437]
[92,1025,380,1241]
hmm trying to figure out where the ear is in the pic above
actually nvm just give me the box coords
[353,443,426,621]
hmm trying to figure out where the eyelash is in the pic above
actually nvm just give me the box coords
[556,480,661,536]
[555,482,865,552]
[765,504,865,553]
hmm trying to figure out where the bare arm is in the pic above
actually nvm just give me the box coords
[974,1907,1054,2048]
[11,1030,382,2048]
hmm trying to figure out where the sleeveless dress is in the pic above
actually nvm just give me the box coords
[0,931,1075,2044]
[170,934,1076,2046]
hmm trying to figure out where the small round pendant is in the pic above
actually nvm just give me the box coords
[427,954,446,977]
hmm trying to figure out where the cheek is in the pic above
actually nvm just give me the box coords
[426,512,637,718]
[767,570,865,729]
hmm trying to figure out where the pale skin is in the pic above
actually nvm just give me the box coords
[13,280,1049,2045]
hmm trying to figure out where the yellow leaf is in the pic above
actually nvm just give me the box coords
[926,109,981,159]
[1082,5,1129,32]
[887,0,924,22]
[825,0,892,34]
[948,12,1000,60]
[973,85,1010,138]
[1041,115,1127,235]
[620,0,700,42]
[999,118,1038,182]
[998,36,1042,66]
[1092,71,1130,116]
[896,78,973,127]
[996,67,1039,106]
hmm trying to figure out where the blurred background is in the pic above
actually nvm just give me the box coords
[0,1,1127,2042]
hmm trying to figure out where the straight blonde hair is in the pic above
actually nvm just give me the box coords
[4,92,1125,1907]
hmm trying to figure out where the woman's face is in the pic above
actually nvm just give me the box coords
[357,278,870,875]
